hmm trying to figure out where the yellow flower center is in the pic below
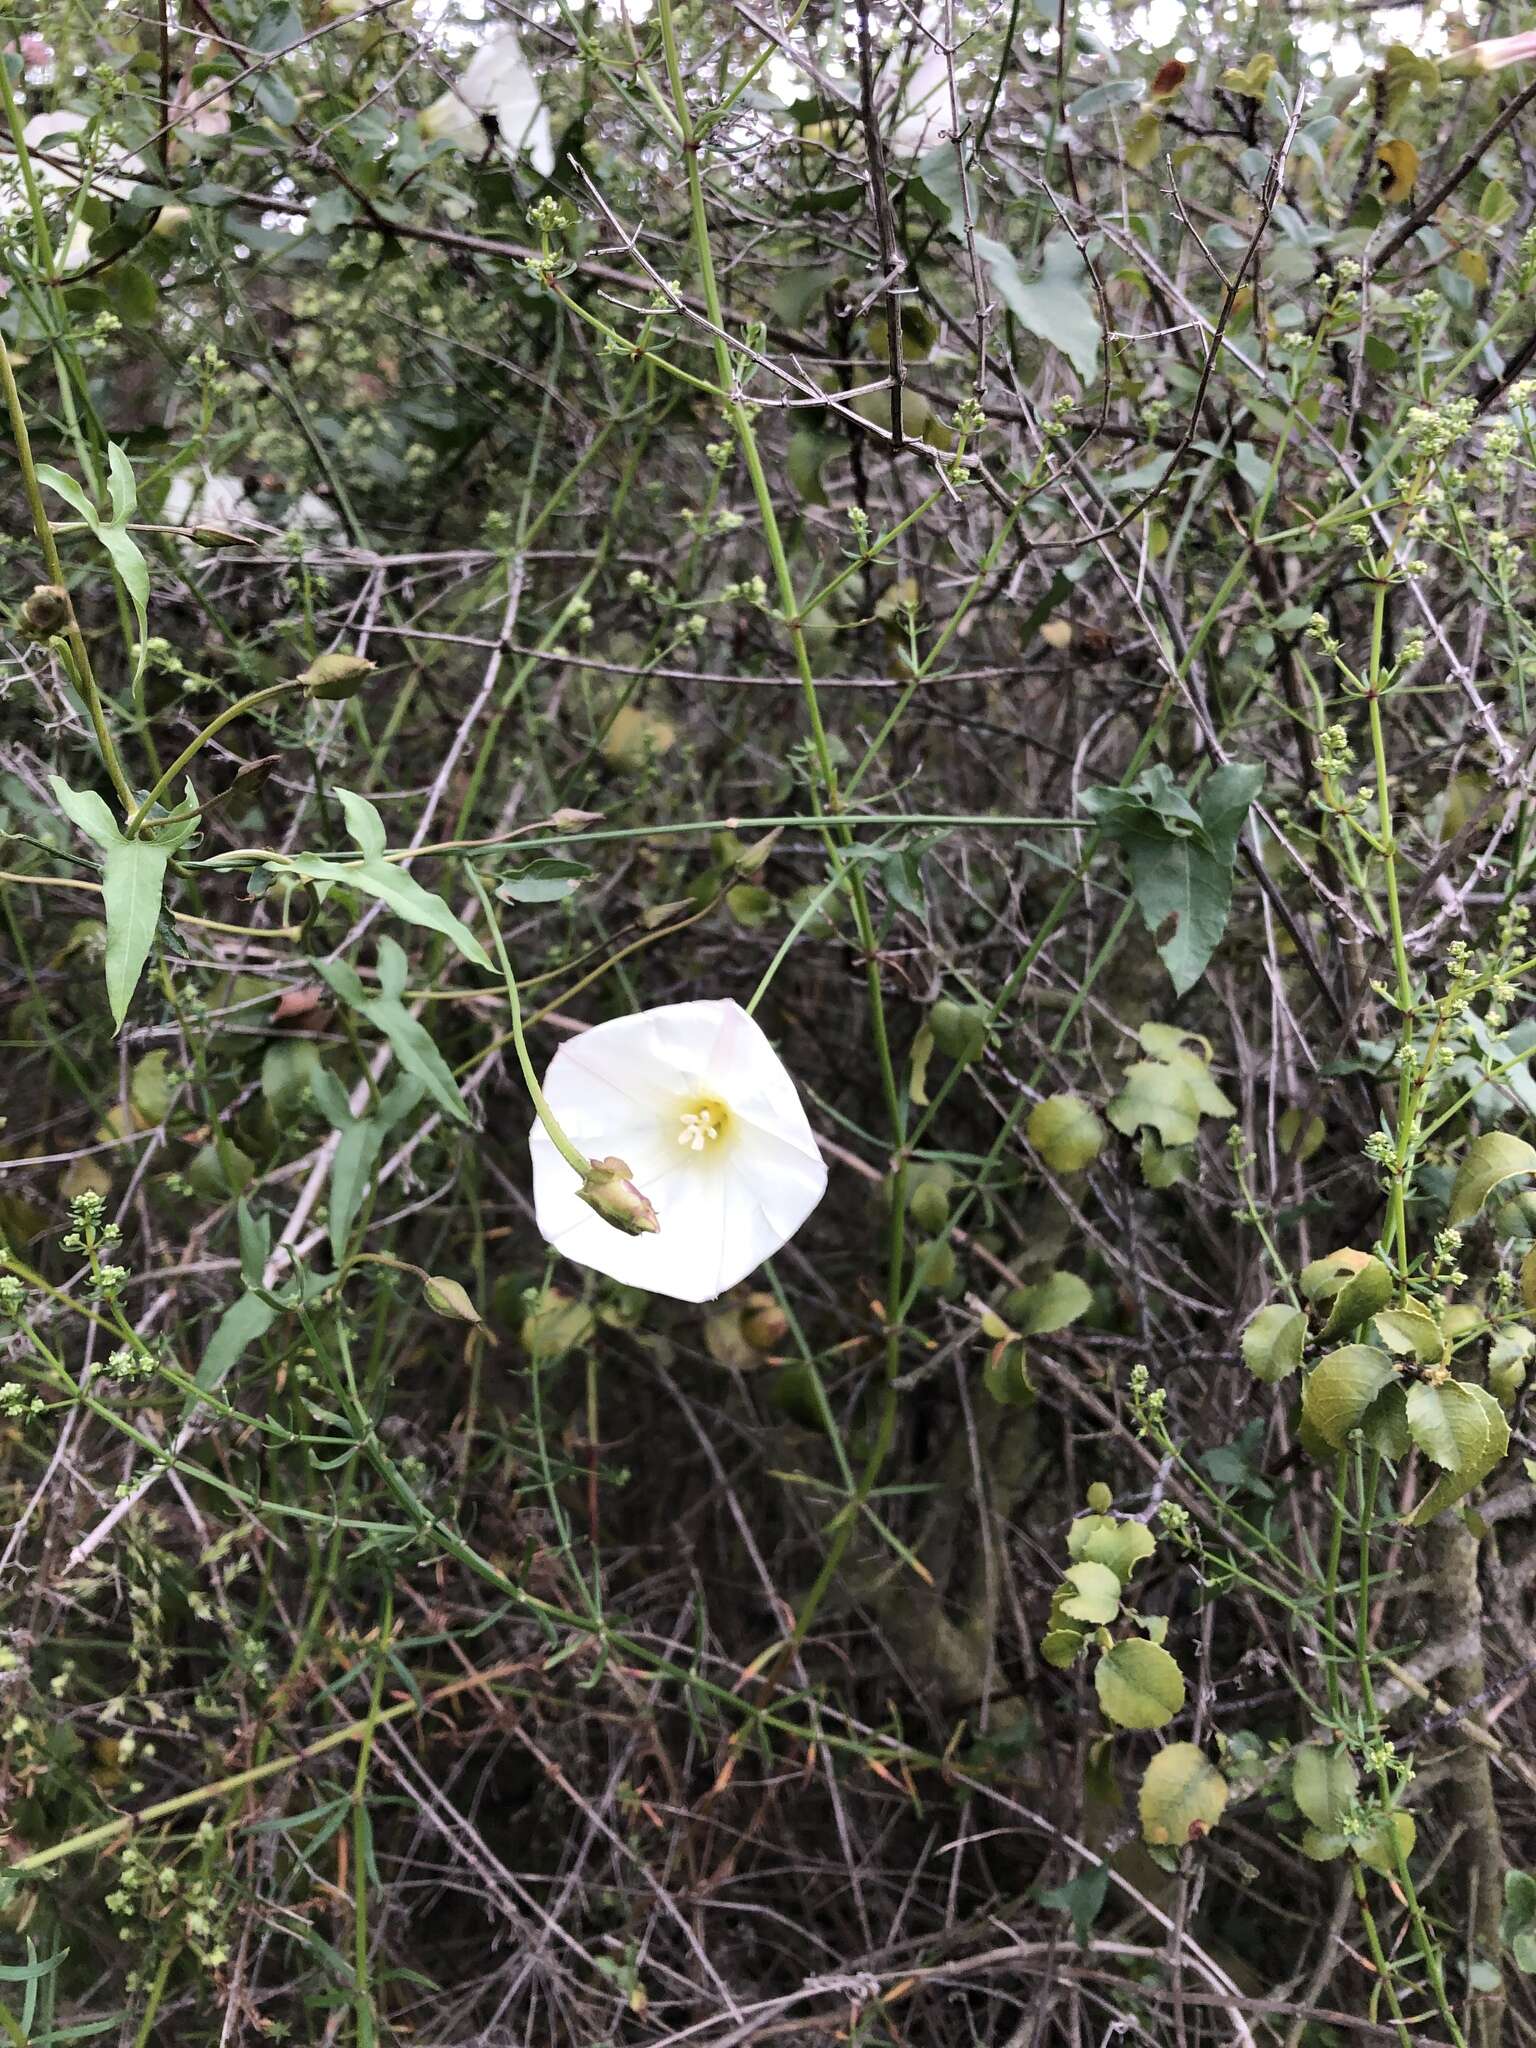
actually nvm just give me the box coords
[677,1099,729,1153]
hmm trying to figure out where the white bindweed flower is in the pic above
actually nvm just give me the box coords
[884,39,954,159]
[418,32,556,177]
[529,999,827,1302]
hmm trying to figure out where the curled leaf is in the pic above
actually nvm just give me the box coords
[1448,1132,1536,1226]
[1302,1345,1398,1449]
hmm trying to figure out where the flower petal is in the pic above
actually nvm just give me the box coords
[528,1001,828,1302]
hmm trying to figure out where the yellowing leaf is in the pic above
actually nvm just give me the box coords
[1376,138,1419,203]
[1219,52,1275,97]
[1125,109,1163,170]
[1028,1093,1106,1172]
[1060,1559,1122,1625]
[1097,1638,1186,1730]
[1108,1062,1201,1147]
[602,705,676,771]
[1139,1742,1227,1844]
[1356,1809,1415,1874]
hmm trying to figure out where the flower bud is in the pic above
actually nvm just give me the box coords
[20,584,70,639]
[579,1156,659,1236]
[301,651,376,700]
[422,1274,484,1324]
[740,1292,787,1352]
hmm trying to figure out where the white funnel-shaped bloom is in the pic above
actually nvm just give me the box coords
[418,32,555,176]
[529,999,827,1302]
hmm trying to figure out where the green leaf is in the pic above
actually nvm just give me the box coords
[1360,1378,1412,1460]
[1320,1255,1393,1337]
[974,232,1102,382]
[1299,1825,1352,1862]
[1082,763,1264,995]
[1028,1093,1106,1172]
[284,852,492,973]
[1406,1382,1509,1524]
[1448,1132,1536,1226]
[1067,1513,1157,1583]
[312,1065,427,1261]
[1501,1869,1536,1974]
[1060,1559,1122,1625]
[1136,1026,1236,1117]
[38,450,151,681]
[1355,1809,1415,1875]
[1041,1625,1087,1668]
[1108,1061,1201,1146]
[106,441,138,524]
[1292,1745,1358,1832]
[1302,1345,1398,1448]
[1039,1861,1111,1946]
[1139,1742,1227,1845]
[50,775,168,1031]
[497,857,592,904]
[131,1048,173,1124]
[1373,1304,1442,1362]
[198,1291,279,1393]
[1405,1377,1492,1473]
[317,948,469,1125]
[1009,1271,1092,1337]
[1241,1303,1307,1383]
[334,786,388,862]
[1095,1637,1186,1729]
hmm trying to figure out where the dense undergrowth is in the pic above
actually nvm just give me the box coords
[4,0,1536,2041]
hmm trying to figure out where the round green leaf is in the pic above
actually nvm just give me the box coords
[1448,1132,1536,1227]
[1095,1637,1186,1729]
[1010,1270,1093,1337]
[1068,1514,1157,1584]
[1060,1560,1122,1625]
[1138,1742,1228,1845]
[1301,1345,1397,1449]
[1028,1094,1106,1173]
[1042,1627,1086,1670]
[929,997,988,1063]
[1241,1302,1306,1383]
